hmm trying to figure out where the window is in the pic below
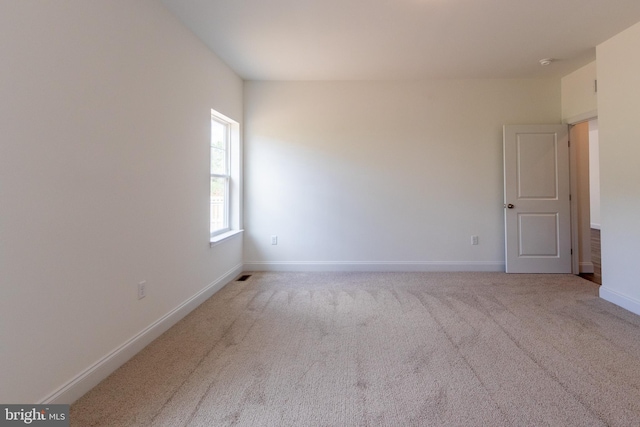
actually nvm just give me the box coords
[210,109,241,243]
[210,114,230,237]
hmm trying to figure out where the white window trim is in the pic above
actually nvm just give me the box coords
[210,229,244,247]
[210,109,241,245]
[210,114,231,238]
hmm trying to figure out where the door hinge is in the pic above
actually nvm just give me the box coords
[594,79,598,93]
[569,194,572,201]
[568,140,571,147]
[571,248,573,255]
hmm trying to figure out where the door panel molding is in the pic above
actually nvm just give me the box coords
[504,125,572,273]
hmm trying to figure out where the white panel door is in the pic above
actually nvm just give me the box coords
[503,125,572,273]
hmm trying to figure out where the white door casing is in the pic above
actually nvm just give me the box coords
[503,125,572,273]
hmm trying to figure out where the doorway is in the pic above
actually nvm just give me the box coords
[580,119,602,284]
[571,119,602,285]
[502,121,601,277]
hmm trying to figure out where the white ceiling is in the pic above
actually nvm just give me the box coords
[160,0,640,81]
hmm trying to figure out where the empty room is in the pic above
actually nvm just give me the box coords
[2,1,640,426]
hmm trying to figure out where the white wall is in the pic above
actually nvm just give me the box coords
[244,80,561,271]
[589,119,601,229]
[597,21,640,315]
[561,61,597,122]
[0,1,243,403]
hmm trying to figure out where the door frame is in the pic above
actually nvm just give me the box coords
[567,109,598,275]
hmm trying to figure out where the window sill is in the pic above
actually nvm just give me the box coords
[210,229,244,247]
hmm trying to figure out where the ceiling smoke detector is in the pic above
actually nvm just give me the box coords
[539,58,554,66]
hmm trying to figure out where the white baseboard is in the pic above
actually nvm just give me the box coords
[243,261,505,272]
[579,262,595,274]
[600,286,640,317]
[41,263,244,405]
[591,223,601,230]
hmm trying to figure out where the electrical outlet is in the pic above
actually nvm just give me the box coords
[471,235,479,245]
[271,235,278,245]
[138,281,146,300]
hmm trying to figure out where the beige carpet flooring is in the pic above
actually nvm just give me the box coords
[71,272,640,426]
